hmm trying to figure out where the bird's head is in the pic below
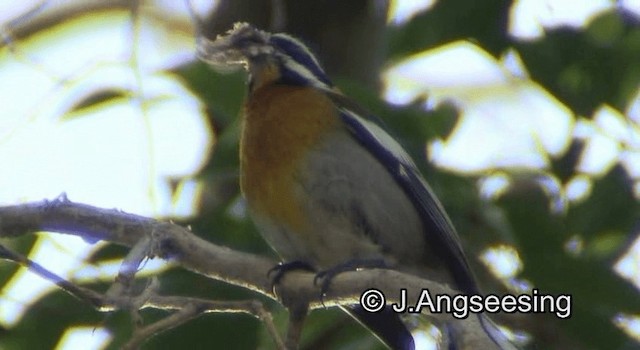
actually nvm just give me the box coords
[197,22,333,91]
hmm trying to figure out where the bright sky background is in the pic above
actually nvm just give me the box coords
[0,0,639,348]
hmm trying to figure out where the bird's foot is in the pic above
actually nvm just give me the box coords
[314,258,387,306]
[267,260,316,292]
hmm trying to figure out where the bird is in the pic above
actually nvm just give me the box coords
[197,22,513,350]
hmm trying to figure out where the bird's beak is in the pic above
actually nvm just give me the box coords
[196,34,247,68]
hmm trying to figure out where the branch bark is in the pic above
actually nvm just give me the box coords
[0,196,501,349]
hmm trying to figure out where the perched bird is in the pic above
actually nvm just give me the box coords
[198,22,512,350]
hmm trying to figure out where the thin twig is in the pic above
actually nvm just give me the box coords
[0,242,285,349]
[0,243,104,308]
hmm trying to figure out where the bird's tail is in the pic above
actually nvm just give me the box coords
[343,305,415,350]
[343,305,516,350]
[479,313,519,350]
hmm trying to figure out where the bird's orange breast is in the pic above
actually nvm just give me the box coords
[240,85,340,233]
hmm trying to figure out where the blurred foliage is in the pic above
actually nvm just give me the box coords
[1,1,639,350]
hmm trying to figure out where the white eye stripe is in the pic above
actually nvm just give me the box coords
[247,45,274,56]
[276,52,333,91]
[271,33,324,69]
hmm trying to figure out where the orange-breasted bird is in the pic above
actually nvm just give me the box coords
[198,22,513,350]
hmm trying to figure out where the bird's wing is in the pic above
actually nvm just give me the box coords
[326,92,517,349]
[327,91,478,295]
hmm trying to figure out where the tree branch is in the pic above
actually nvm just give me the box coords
[0,196,502,349]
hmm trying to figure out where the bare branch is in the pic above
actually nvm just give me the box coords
[0,243,104,308]
[0,236,285,349]
[123,298,285,350]
[0,197,502,348]
[0,196,275,294]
